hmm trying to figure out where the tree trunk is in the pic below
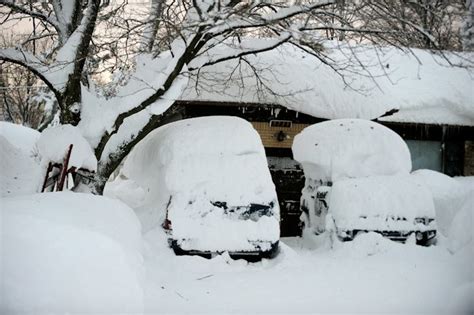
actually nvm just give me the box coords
[82,103,185,195]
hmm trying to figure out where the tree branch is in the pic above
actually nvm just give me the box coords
[0,48,62,106]
[0,0,61,33]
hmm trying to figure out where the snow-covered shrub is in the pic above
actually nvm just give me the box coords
[121,116,279,253]
[1,192,143,314]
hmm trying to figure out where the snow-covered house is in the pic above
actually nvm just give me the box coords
[176,42,474,236]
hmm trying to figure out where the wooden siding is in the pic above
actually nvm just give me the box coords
[251,121,309,148]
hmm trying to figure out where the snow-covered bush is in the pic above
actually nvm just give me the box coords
[121,116,279,254]
[1,192,143,314]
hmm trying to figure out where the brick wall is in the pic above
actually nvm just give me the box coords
[464,141,474,176]
[251,121,309,148]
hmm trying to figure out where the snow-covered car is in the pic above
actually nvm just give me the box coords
[293,119,437,245]
[122,116,280,259]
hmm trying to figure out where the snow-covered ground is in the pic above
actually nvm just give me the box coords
[1,123,473,314]
[141,229,473,314]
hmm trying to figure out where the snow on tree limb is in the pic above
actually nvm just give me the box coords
[0,48,61,98]
[207,1,335,35]
[189,34,292,70]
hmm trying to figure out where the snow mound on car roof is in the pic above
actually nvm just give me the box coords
[293,119,411,181]
[329,175,435,232]
[122,116,279,251]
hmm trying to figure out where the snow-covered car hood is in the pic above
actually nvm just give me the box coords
[169,199,280,253]
[329,174,436,232]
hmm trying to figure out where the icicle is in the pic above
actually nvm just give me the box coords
[275,108,281,118]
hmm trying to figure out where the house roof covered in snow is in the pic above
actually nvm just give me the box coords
[181,40,474,126]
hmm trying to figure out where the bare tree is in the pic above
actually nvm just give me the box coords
[462,0,474,50]
[0,34,56,129]
[350,0,466,50]
[0,0,466,194]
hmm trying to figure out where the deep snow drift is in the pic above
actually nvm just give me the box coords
[0,122,41,197]
[1,192,144,314]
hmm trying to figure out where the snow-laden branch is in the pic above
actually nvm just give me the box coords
[370,2,439,47]
[81,33,203,160]
[0,48,61,98]
[208,1,335,35]
[139,0,165,53]
[51,0,83,42]
[189,34,292,70]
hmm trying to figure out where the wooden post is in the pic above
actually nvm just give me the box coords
[41,162,53,192]
[56,144,73,191]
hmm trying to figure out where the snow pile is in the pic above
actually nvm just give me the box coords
[122,116,279,252]
[104,175,147,209]
[447,193,474,254]
[412,169,467,236]
[37,124,97,171]
[411,170,473,254]
[0,121,40,153]
[1,192,143,314]
[293,119,411,181]
[0,123,42,197]
[0,136,41,197]
[183,41,474,126]
[329,175,436,232]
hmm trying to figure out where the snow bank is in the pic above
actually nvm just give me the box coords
[447,193,474,254]
[122,116,279,252]
[293,119,411,181]
[1,192,143,314]
[412,169,467,236]
[0,136,41,197]
[0,121,40,153]
[183,41,474,126]
[37,124,97,171]
[329,175,435,232]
